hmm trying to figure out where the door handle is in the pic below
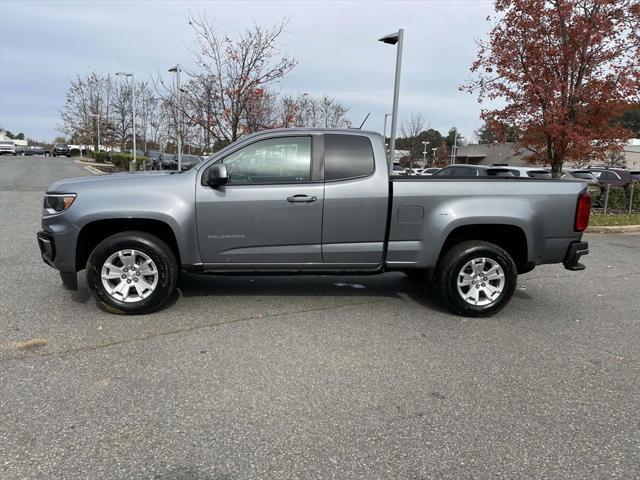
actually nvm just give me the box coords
[287,194,317,203]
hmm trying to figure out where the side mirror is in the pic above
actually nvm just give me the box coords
[207,164,228,188]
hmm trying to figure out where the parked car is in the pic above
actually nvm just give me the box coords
[145,150,163,170]
[494,166,552,179]
[630,171,640,182]
[179,154,204,170]
[52,143,70,157]
[160,154,204,170]
[433,164,519,177]
[160,153,175,170]
[559,170,601,197]
[420,167,441,176]
[38,128,590,318]
[391,163,407,175]
[578,167,635,189]
[0,140,16,155]
[24,145,46,156]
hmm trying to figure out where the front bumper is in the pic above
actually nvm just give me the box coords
[563,241,589,271]
[37,230,78,290]
[37,230,56,267]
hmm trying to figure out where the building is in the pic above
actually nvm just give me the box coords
[455,139,640,169]
[454,142,530,166]
[621,139,640,169]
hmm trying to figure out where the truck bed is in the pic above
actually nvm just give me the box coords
[387,177,586,269]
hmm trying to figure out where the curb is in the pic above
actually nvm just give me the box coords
[83,165,105,175]
[72,158,113,175]
[586,225,640,234]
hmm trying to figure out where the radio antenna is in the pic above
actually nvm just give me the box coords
[358,112,371,129]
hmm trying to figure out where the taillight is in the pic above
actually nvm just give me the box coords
[575,193,590,232]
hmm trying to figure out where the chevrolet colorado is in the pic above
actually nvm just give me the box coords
[38,129,590,317]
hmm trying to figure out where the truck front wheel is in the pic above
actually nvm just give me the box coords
[86,231,178,315]
[436,240,517,317]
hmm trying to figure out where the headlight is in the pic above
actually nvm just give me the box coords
[43,193,76,214]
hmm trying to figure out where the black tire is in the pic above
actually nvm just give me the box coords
[435,240,517,317]
[86,231,178,315]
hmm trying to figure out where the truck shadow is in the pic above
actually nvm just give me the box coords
[69,271,448,315]
[175,272,448,314]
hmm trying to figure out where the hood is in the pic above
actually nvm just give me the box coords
[46,170,186,193]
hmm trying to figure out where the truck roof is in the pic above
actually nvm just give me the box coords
[241,127,382,138]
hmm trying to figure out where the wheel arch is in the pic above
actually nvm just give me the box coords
[75,218,181,272]
[438,223,531,274]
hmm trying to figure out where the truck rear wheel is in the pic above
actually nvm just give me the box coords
[436,240,517,317]
[86,231,178,315]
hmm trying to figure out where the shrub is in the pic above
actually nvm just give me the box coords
[106,153,148,170]
[631,183,640,211]
[602,186,627,210]
[92,151,109,163]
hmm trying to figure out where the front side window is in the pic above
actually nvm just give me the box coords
[434,167,453,176]
[573,171,595,180]
[222,137,311,184]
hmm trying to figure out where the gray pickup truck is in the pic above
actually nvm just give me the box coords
[37,129,590,317]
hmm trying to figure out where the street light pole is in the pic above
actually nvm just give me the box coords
[169,64,182,171]
[378,29,404,173]
[116,72,136,169]
[450,129,458,165]
[422,141,429,165]
[382,113,392,141]
[90,113,100,153]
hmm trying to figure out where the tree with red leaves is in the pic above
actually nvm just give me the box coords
[466,0,640,176]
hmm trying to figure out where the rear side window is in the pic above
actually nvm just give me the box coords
[528,170,551,179]
[599,171,620,181]
[487,168,516,176]
[453,167,477,176]
[324,134,374,181]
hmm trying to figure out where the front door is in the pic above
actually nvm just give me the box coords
[196,135,324,268]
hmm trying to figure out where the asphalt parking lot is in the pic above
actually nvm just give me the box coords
[1,155,639,479]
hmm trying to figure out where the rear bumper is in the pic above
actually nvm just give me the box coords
[563,241,589,271]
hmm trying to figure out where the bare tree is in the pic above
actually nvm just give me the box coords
[109,79,133,152]
[171,13,297,146]
[400,113,427,161]
[605,150,627,168]
[275,93,351,128]
[60,72,111,148]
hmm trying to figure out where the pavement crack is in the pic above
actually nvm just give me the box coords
[522,270,640,282]
[1,299,386,364]
[498,318,638,363]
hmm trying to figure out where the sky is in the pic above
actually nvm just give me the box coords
[0,0,496,143]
